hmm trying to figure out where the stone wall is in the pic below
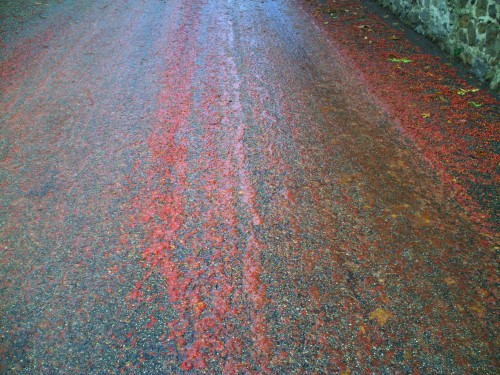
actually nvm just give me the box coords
[374,0,500,91]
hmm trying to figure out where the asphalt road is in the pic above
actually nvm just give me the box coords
[1,0,497,373]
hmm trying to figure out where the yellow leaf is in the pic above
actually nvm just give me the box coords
[457,88,480,95]
[415,211,432,226]
[421,113,431,118]
[369,308,394,326]
[444,277,456,285]
[470,304,486,317]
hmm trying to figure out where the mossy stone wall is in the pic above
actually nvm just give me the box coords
[375,0,499,90]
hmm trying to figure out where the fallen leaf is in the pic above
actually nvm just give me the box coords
[310,285,321,304]
[476,288,489,298]
[469,101,482,107]
[357,24,373,31]
[421,113,431,118]
[390,35,400,40]
[404,350,413,360]
[470,304,486,317]
[457,88,479,95]
[444,277,456,285]
[389,57,413,63]
[415,211,432,226]
[194,301,206,315]
[369,308,394,326]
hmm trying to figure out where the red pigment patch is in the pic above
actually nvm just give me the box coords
[220,16,273,369]
[0,28,55,96]
[303,0,499,235]
[125,0,202,369]
[126,1,272,372]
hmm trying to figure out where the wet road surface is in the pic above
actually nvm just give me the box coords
[1,0,498,373]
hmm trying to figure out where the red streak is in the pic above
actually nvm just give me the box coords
[128,1,272,372]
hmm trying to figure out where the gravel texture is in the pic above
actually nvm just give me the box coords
[1,0,498,373]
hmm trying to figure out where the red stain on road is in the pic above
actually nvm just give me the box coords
[1,28,54,96]
[304,0,499,234]
[127,2,272,372]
